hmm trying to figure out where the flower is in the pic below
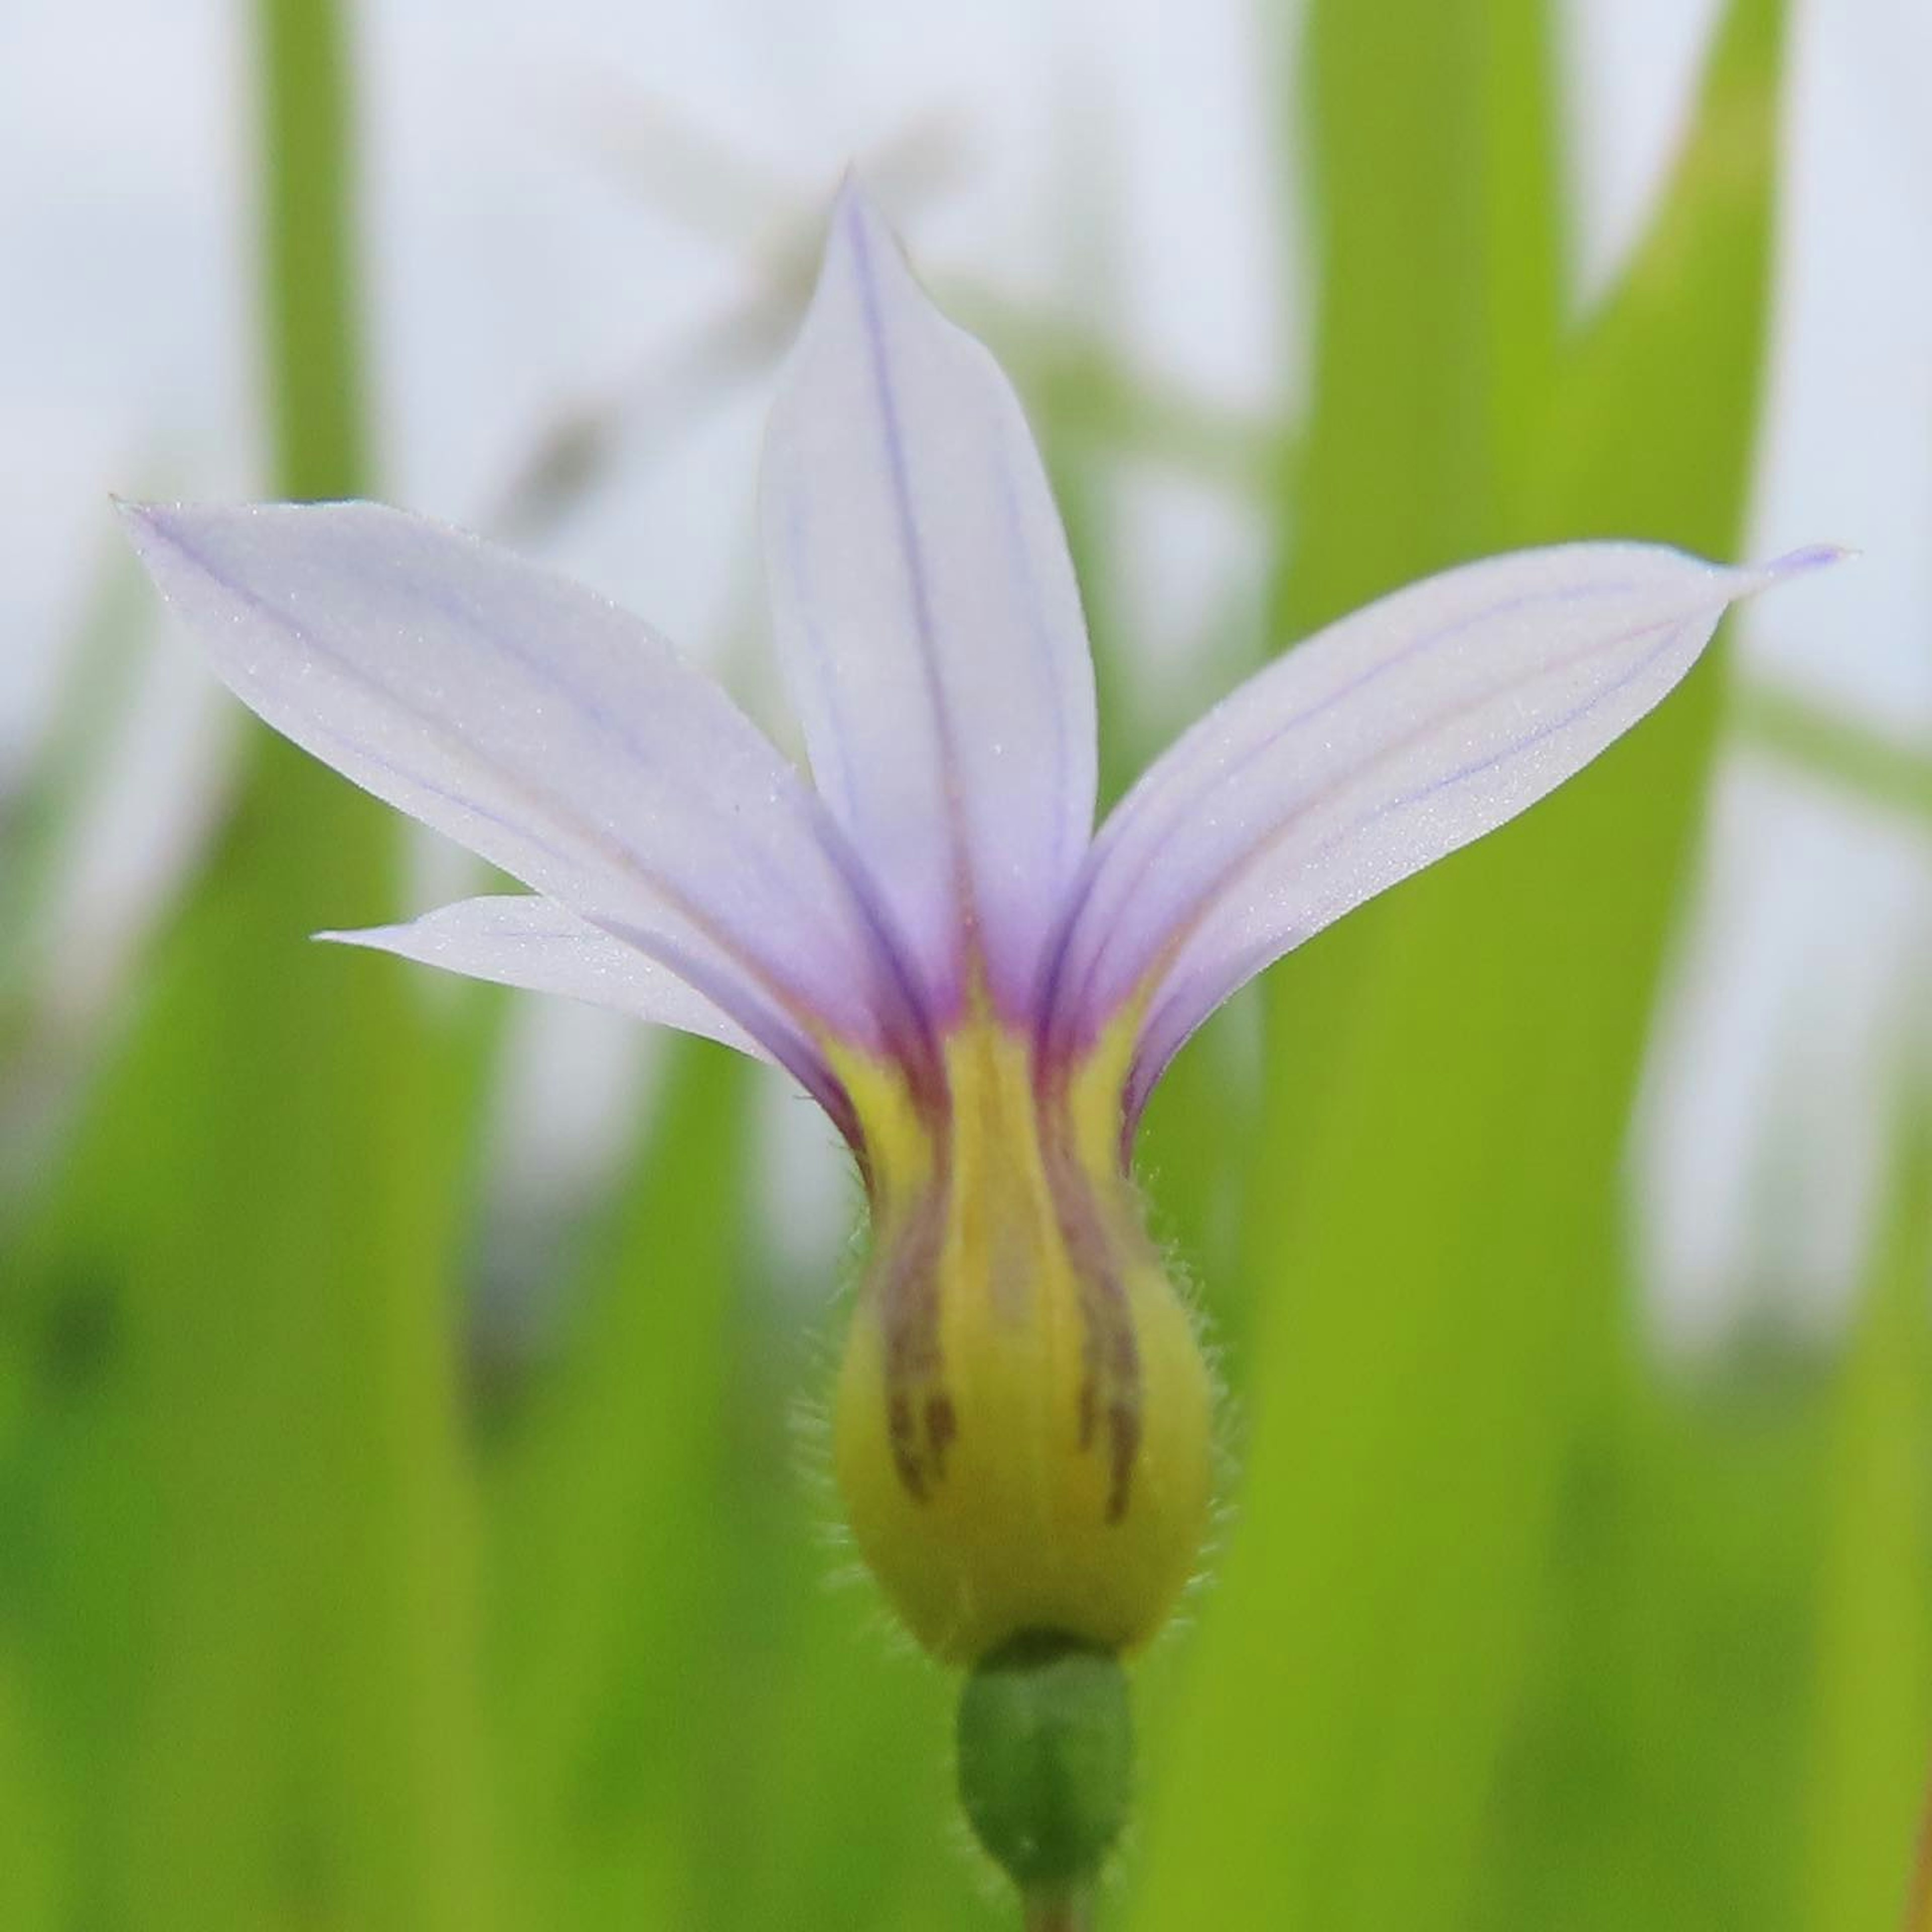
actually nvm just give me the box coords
[123,184,1835,1668]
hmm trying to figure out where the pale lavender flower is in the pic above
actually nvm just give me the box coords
[123,185,1836,1670]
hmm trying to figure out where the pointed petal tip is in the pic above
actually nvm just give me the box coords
[829,167,886,234]
[1722,541,1854,600]
[820,172,911,295]
[1758,541,1857,582]
[115,498,242,572]
[117,500,213,589]
[312,924,422,955]
[113,496,169,541]
[770,159,1099,1021]
[1064,537,1847,1087]
[795,173,898,339]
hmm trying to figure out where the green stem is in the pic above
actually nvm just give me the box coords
[1024,1890,1094,1932]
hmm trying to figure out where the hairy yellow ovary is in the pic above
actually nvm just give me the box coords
[832,1016,1214,1665]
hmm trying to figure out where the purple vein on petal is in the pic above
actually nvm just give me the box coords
[1125,609,1688,1014]
[1038,575,1648,1055]
[761,186,1098,1025]
[1118,610,1703,1132]
[1049,542,1832,1114]
[391,540,867,967]
[842,193,979,971]
[802,790,944,1093]
[143,509,832,1022]
[125,500,904,1078]
[304,714,853,1116]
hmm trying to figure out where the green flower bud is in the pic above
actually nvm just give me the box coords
[956,1632,1132,1900]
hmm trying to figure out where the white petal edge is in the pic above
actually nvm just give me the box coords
[122,498,924,1096]
[1043,540,1847,1125]
[761,182,1098,1018]
[319,896,773,1060]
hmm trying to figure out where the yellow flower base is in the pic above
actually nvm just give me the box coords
[832,1015,1214,1664]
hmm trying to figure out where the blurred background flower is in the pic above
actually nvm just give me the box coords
[1,1,1927,1928]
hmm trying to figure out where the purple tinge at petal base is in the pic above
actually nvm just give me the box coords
[761,183,1098,1022]
[121,498,909,1097]
[1042,540,1846,1132]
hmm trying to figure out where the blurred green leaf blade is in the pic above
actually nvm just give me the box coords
[1805,1088,1932,1932]
[1133,5,1789,1927]
[5,3,497,1925]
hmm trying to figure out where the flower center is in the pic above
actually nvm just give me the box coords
[830,1016,1214,1664]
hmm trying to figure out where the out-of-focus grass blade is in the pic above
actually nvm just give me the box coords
[974,291,1288,506]
[1132,3,1786,1926]
[1133,0,1564,1915]
[0,1661,58,1929]
[486,1038,973,1932]
[1734,680,1932,832]
[0,545,149,1014]
[485,1040,753,1927]
[1248,0,1564,1183]
[702,1391,966,1932]
[0,546,151,1249]
[1477,1346,1828,1931]
[4,3,493,1926]
[1805,1088,1932,1932]
[1273,0,1559,637]
[1517,0,1784,545]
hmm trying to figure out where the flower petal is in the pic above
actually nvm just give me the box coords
[122,498,923,1083]
[320,896,773,1059]
[1046,541,1845,1120]
[760,183,1098,1019]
